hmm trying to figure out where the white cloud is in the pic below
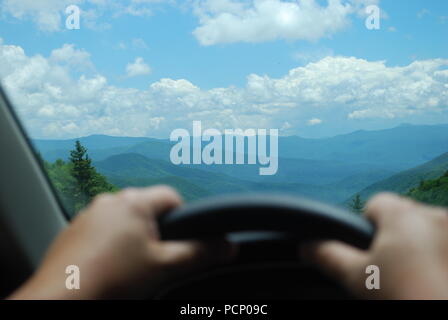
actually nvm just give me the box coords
[126,57,152,77]
[1,0,380,38]
[117,42,127,50]
[388,26,396,32]
[308,118,322,126]
[0,0,172,31]
[132,38,149,49]
[293,47,334,64]
[192,0,380,46]
[417,9,430,19]
[0,0,74,31]
[0,39,447,139]
[50,44,94,70]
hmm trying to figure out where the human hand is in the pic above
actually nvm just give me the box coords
[10,186,235,299]
[301,193,448,300]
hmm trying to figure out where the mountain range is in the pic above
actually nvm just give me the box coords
[33,123,448,205]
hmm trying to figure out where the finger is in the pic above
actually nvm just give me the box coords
[364,193,419,228]
[157,239,238,270]
[301,241,367,288]
[119,186,183,218]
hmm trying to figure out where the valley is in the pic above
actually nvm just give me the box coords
[35,123,448,208]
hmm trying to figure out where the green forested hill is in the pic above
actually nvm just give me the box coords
[349,152,448,203]
[36,124,448,201]
[407,172,448,206]
[37,125,448,208]
[38,136,395,187]
[94,153,353,204]
[108,175,212,202]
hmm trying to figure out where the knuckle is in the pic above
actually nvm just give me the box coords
[117,188,138,202]
[151,185,182,205]
[154,185,178,196]
[364,193,397,217]
[92,193,115,206]
[366,193,417,216]
[366,193,398,210]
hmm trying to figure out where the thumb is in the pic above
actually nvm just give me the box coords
[301,241,368,290]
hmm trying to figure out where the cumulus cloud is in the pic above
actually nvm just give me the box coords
[308,118,322,125]
[0,0,74,31]
[0,39,447,139]
[126,57,152,77]
[417,8,430,19]
[50,44,94,70]
[1,0,380,39]
[192,0,380,46]
[387,26,396,32]
[131,38,149,49]
[0,0,172,31]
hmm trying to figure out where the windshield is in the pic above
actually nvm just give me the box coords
[1,0,447,218]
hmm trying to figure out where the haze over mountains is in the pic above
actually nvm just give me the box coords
[34,124,448,205]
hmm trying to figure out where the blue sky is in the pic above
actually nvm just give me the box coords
[0,0,447,139]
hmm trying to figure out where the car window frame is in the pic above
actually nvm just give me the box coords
[0,83,67,270]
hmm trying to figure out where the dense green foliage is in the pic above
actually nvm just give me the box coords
[348,152,448,205]
[44,141,117,217]
[347,157,448,208]
[407,171,448,207]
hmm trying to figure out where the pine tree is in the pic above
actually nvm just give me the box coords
[46,158,78,215]
[349,194,365,214]
[69,140,116,211]
[70,140,95,200]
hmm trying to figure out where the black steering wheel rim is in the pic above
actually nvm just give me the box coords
[159,193,374,249]
[156,194,374,300]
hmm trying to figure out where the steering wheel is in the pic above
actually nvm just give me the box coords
[157,194,375,300]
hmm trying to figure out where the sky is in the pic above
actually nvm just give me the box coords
[0,0,447,139]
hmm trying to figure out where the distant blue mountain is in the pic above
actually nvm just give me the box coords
[33,124,448,204]
[278,124,448,170]
[33,134,153,162]
[34,134,151,151]
[35,124,448,171]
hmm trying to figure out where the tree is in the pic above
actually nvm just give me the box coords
[69,140,116,211]
[407,171,448,207]
[70,140,94,207]
[45,158,78,215]
[349,194,365,214]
